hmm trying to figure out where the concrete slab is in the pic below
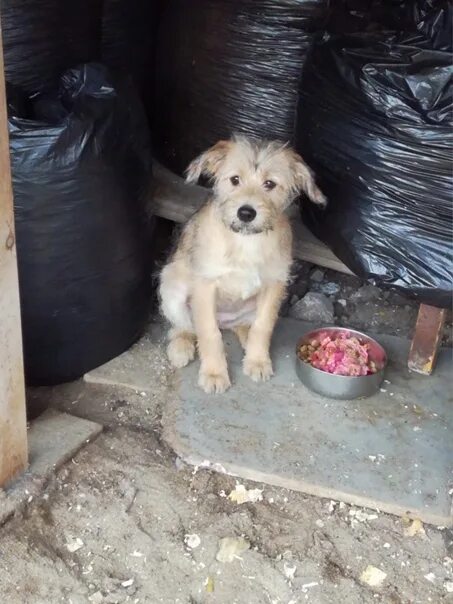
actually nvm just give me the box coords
[84,323,166,393]
[0,410,102,524]
[163,319,453,526]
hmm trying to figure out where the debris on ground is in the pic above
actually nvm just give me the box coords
[301,581,319,593]
[310,268,325,283]
[403,518,426,538]
[66,536,84,552]
[216,537,250,563]
[349,508,379,523]
[228,484,263,505]
[360,565,387,587]
[184,533,201,549]
[444,581,453,593]
[282,261,452,346]
[283,562,297,581]
[351,285,381,303]
[288,292,334,323]
[205,576,215,593]
[2,316,449,604]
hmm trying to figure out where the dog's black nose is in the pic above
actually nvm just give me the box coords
[237,205,256,223]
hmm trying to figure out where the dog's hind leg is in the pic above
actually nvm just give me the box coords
[159,263,196,368]
[167,329,196,368]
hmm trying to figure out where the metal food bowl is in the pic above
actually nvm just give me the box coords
[295,327,387,400]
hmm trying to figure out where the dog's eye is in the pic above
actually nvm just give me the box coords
[230,175,240,186]
[263,180,276,191]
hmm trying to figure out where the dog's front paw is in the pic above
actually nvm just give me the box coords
[243,357,273,382]
[198,368,231,394]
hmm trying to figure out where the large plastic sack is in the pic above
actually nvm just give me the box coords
[327,0,452,44]
[411,1,453,51]
[153,0,328,175]
[101,0,160,99]
[296,32,452,307]
[1,0,102,93]
[8,64,152,385]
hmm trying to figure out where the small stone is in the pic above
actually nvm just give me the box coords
[319,282,340,296]
[228,484,263,504]
[351,285,381,303]
[66,537,84,553]
[387,291,409,306]
[289,279,309,299]
[288,292,334,323]
[403,518,425,537]
[89,592,104,604]
[360,565,387,587]
[184,534,201,549]
[291,259,312,278]
[444,581,453,593]
[283,563,297,581]
[310,268,325,282]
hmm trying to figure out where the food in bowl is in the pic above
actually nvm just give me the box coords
[298,330,379,376]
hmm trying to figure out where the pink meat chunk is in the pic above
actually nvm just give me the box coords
[301,332,377,376]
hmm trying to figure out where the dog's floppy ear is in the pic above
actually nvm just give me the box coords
[288,150,327,207]
[185,140,232,184]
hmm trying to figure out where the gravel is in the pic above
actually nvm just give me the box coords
[285,261,452,346]
[289,291,334,323]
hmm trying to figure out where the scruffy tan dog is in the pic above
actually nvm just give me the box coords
[159,135,326,393]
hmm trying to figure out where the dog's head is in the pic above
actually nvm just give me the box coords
[185,135,326,235]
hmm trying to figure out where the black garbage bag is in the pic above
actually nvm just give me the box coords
[8,64,152,385]
[326,0,452,42]
[411,0,453,51]
[296,32,453,307]
[1,0,102,94]
[154,0,328,175]
[101,0,160,100]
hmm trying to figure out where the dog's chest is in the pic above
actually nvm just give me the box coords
[202,237,279,301]
[219,266,262,300]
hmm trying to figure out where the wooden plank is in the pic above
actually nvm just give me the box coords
[408,304,446,376]
[0,23,28,486]
[152,162,353,275]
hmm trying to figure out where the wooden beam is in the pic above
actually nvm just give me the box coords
[0,23,28,486]
[151,162,354,275]
[408,304,446,376]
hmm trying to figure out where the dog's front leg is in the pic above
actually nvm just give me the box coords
[244,281,286,382]
[192,278,231,394]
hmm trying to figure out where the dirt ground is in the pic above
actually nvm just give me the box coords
[1,309,452,604]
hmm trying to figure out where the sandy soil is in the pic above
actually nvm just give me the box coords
[1,326,452,604]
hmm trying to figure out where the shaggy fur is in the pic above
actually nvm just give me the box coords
[159,135,326,394]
